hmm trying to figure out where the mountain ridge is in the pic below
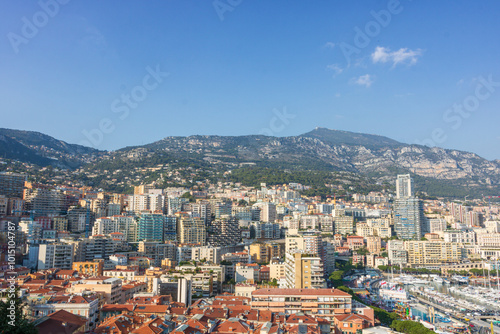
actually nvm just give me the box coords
[1,127,499,196]
[300,127,403,149]
[111,128,500,187]
[0,128,102,168]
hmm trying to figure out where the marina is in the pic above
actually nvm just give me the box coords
[370,274,500,333]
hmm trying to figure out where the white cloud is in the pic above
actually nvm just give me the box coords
[334,92,341,98]
[371,46,422,67]
[324,42,335,49]
[456,79,465,86]
[350,74,374,88]
[326,64,343,76]
[371,47,390,63]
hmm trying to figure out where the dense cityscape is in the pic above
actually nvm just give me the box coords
[1,170,500,334]
[2,1,500,334]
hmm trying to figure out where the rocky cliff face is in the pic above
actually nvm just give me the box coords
[3,127,499,188]
[120,129,500,186]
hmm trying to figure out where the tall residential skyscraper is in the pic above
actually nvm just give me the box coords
[190,202,211,226]
[177,214,206,245]
[70,236,120,262]
[112,215,137,243]
[394,197,425,239]
[24,186,66,217]
[214,201,232,219]
[91,215,137,242]
[251,222,281,239]
[164,215,177,241]
[38,243,74,270]
[396,174,413,199]
[284,252,325,289]
[92,217,118,236]
[0,172,27,198]
[285,231,328,276]
[67,206,90,232]
[260,203,277,223]
[394,174,424,239]
[168,197,189,215]
[208,215,240,247]
[137,213,165,242]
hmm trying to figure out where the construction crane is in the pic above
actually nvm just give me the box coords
[327,194,347,206]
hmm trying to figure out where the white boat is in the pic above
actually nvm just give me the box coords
[397,275,428,285]
[433,276,444,284]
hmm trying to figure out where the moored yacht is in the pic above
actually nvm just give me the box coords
[433,276,444,284]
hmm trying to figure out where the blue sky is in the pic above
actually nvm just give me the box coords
[1,1,500,160]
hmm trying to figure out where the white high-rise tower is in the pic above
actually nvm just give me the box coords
[396,174,413,199]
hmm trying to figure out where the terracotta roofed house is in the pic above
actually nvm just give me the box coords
[213,318,252,334]
[333,313,374,334]
[33,309,87,334]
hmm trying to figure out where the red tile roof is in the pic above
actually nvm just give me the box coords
[286,324,321,334]
[286,314,318,324]
[203,308,227,320]
[56,269,78,275]
[213,318,251,334]
[47,309,87,327]
[334,313,372,323]
[186,317,210,331]
[170,307,188,315]
[134,318,164,334]
[95,314,138,334]
[254,323,281,334]
[133,305,170,314]
[172,325,203,334]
